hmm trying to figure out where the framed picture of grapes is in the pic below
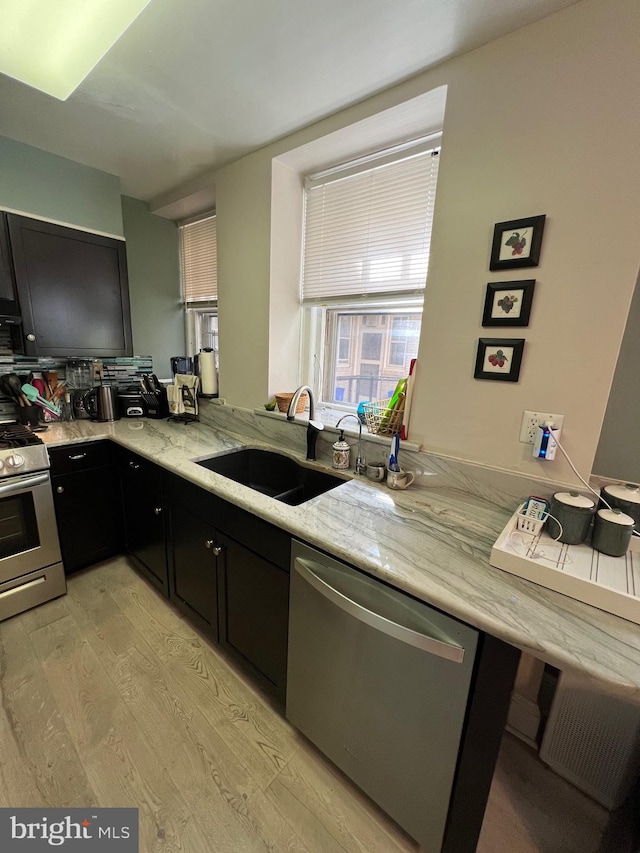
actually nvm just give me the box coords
[482,280,535,327]
[474,338,525,382]
[489,214,546,270]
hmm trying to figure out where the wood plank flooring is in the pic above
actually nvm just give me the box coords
[0,557,611,852]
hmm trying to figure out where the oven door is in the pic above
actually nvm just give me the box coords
[0,470,62,583]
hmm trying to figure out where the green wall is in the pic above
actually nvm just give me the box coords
[121,196,183,377]
[0,135,124,236]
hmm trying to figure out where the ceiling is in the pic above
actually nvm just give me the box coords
[0,0,579,209]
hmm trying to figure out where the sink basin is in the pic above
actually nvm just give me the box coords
[195,448,346,506]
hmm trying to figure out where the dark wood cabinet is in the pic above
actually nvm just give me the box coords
[50,441,123,574]
[0,215,17,305]
[164,472,291,703]
[169,502,219,636]
[7,213,132,358]
[117,449,168,595]
[218,531,289,703]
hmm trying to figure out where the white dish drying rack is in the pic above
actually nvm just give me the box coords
[491,504,640,625]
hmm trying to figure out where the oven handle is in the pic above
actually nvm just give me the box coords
[0,471,50,496]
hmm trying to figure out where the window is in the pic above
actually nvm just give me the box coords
[179,213,218,359]
[301,138,440,410]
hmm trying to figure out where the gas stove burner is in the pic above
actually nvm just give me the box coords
[0,423,45,449]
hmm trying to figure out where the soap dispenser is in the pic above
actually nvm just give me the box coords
[332,430,351,470]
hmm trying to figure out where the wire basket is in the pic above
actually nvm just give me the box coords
[362,398,405,436]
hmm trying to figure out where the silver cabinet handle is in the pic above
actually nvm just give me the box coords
[56,486,64,494]
[154,507,162,515]
[294,557,465,663]
[205,540,222,555]
[26,333,36,342]
[129,461,140,469]
[68,453,87,461]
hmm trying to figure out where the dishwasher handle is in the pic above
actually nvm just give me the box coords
[294,557,465,663]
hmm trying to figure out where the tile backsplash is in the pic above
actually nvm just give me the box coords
[0,353,154,420]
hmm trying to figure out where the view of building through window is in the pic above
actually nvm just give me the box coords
[323,310,421,405]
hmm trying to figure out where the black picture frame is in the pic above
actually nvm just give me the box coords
[474,338,525,382]
[489,215,546,271]
[482,280,535,327]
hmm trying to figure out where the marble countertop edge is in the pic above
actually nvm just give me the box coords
[39,418,640,700]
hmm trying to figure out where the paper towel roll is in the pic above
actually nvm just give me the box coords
[199,349,218,396]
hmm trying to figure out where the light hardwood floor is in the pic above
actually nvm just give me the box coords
[0,557,612,852]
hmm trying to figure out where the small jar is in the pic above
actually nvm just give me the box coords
[601,483,640,529]
[592,508,634,557]
[332,430,350,470]
[546,492,596,544]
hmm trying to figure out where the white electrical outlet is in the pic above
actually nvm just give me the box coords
[520,411,565,444]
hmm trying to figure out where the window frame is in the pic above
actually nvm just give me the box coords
[301,296,424,414]
[299,135,440,415]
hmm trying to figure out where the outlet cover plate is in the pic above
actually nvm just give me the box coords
[520,411,565,444]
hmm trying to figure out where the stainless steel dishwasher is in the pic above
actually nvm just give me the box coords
[286,540,480,853]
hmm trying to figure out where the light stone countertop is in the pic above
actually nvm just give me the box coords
[40,416,640,700]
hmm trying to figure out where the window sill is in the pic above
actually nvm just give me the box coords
[254,406,423,452]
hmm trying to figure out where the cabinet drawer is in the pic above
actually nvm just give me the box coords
[49,441,112,475]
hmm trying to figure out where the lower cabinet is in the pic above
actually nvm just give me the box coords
[218,531,289,703]
[116,447,168,595]
[169,502,219,636]
[165,472,291,703]
[50,441,123,574]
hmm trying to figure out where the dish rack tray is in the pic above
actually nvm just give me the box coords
[361,398,405,436]
[491,505,640,625]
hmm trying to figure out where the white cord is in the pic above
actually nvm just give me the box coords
[547,428,640,538]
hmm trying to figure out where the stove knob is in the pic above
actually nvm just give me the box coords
[6,454,25,469]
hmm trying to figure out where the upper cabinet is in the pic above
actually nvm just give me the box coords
[7,214,133,358]
[0,216,19,308]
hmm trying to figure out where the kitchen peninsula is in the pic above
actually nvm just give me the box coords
[40,405,640,699]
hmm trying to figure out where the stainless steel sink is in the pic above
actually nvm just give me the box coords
[194,447,346,505]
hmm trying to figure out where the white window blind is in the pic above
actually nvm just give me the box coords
[302,146,439,302]
[180,214,217,303]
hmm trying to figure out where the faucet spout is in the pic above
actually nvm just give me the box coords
[287,385,315,421]
[287,385,324,460]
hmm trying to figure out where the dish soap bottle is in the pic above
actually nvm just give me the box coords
[332,430,351,470]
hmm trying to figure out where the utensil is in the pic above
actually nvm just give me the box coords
[42,370,59,399]
[32,378,47,398]
[7,373,30,406]
[21,384,61,416]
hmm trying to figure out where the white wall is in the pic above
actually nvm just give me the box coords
[213,0,640,481]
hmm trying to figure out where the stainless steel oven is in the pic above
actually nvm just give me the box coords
[0,423,65,621]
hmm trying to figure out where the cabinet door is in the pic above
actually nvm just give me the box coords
[119,452,168,594]
[218,532,289,703]
[0,214,17,305]
[169,503,218,637]
[52,465,123,574]
[7,214,132,357]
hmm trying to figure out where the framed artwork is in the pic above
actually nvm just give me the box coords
[489,215,546,270]
[474,338,525,382]
[482,280,535,327]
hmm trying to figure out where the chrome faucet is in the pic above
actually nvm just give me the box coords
[336,413,366,475]
[286,385,324,461]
